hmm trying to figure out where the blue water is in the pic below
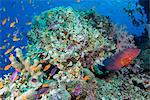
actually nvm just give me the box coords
[0,0,148,77]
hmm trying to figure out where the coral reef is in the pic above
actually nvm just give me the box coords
[96,72,150,100]
[27,7,116,68]
[0,7,149,100]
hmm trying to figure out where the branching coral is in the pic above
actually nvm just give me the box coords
[9,48,42,76]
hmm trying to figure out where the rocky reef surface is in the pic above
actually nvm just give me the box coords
[0,7,149,100]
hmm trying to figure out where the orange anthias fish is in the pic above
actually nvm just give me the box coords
[4,64,12,70]
[41,83,49,88]
[13,36,21,41]
[44,64,51,71]
[83,76,90,81]
[10,22,16,27]
[105,48,141,71]
[2,18,7,25]
[26,22,32,25]
[0,45,6,50]
[4,46,15,55]
[32,66,40,71]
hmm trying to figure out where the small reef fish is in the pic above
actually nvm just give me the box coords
[50,66,58,76]
[44,64,51,71]
[4,58,7,63]
[11,69,19,82]
[49,23,56,30]
[37,87,49,94]
[0,45,6,50]
[13,29,19,36]
[4,46,15,55]
[31,78,37,83]
[53,58,58,62]
[83,76,90,81]
[2,18,7,25]
[7,33,11,38]
[41,84,49,88]
[104,48,141,71]
[21,46,25,49]
[44,65,60,80]
[13,36,21,41]
[3,39,7,42]
[26,22,32,25]
[10,22,16,27]
[15,17,18,23]
[32,66,40,72]
[9,53,14,60]
[34,87,49,99]
[4,64,12,70]
[90,65,94,72]
[8,17,10,21]
[39,60,46,63]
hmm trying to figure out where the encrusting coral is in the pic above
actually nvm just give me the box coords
[0,7,149,100]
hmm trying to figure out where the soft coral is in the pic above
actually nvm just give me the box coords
[110,25,136,52]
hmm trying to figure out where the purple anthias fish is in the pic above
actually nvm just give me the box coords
[51,66,58,76]
[34,87,49,99]
[49,23,56,29]
[11,69,19,82]
[31,78,37,83]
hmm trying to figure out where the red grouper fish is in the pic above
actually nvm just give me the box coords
[104,48,141,71]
